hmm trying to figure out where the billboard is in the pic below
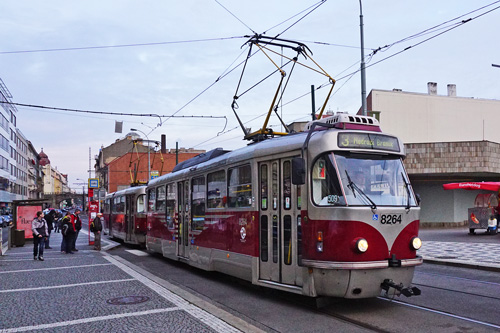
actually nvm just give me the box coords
[17,206,42,239]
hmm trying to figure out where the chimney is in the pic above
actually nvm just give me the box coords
[447,84,456,97]
[427,82,437,95]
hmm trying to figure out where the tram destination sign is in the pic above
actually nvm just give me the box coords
[338,133,400,152]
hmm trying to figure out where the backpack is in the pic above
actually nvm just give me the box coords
[61,224,68,236]
[90,221,95,232]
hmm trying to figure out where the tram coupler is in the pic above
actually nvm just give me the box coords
[381,279,421,297]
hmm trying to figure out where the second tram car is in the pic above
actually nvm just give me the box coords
[143,114,422,298]
[103,186,147,245]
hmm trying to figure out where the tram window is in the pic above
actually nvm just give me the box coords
[283,215,292,265]
[137,194,145,213]
[156,186,166,212]
[228,164,252,208]
[104,199,110,213]
[166,183,175,229]
[272,162,278,210]
[112,197,118,213]
[260,215,268,262]
[192,176,205,231]
[312,154,346,206]
[260,164,268,210]
[207,170,226,209]
[283,161,291,210]
[117,196,125,213]
[148,188,156,211]
[272,215,278,263]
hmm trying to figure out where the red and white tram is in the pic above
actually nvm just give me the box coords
[145,114,422,298]
[103,186,147,245]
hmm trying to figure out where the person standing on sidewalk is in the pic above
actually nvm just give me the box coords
[44,210,56,249]
[32,211,48,261]
[70,209,82,252]
[60,213,75,254]
[91,212,103,251]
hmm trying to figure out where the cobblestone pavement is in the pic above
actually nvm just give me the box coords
[419,240,500,270]
[0,228,259,333]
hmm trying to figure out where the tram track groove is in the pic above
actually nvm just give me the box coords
[378,297,500,330]
[411,282,500,301]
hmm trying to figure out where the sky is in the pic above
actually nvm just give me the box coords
[1,0,499,192]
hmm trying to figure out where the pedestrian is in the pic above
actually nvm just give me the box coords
[70,209,82,252]
[44,210,56,249]
[32,211,48,261]
[91,212,103,251]
[60,213,75,254]
[54,210,62,233]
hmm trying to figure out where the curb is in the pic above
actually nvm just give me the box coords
[423,258,500,273]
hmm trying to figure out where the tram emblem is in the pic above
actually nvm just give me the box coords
[240,227,247,242]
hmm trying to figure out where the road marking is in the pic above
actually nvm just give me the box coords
[379,298,500,329]
[104,254,242,332]
[0,263,113,274]
[125,249,149,256]
[1,308,181,332]
[0,279,135,293]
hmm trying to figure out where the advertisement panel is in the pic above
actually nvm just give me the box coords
[17,206,42,239]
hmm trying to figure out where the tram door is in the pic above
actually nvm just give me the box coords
[125,195,133,242]
[259,159,299,285]
[177,180,190,258]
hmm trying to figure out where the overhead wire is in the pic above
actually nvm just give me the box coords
[0,36,245,55]
[193,1,500,148]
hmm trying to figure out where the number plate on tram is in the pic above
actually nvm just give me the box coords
[378,214,402,224]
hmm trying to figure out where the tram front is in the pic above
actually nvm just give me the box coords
[298,115,422,298]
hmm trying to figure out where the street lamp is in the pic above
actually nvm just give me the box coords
[130,128,151,182]
[76,178,87,211]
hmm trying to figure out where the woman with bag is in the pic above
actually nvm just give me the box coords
[32,211,48,261]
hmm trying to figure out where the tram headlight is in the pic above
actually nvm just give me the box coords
[355,238,368,253]
[410,237,422,251]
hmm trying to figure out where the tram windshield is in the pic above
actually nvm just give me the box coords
[312,152,417,207]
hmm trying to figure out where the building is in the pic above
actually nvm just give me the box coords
[27,141,43,199]
[0,78,18,210]
[39,149,68,195]
[95,132,205,193]
[365,83,500,225]
[12,129,29,200]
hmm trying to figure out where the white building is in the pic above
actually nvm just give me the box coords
[366,83,500,225]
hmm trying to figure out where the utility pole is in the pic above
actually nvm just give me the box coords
[359,0,367,116]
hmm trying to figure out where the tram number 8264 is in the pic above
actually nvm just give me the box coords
[380,214,402,224]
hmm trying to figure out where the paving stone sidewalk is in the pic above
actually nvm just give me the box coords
[0,228,259,333]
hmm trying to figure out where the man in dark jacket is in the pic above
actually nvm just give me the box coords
[92,212,103,251]
[70,209,82,252]
[44,210,56,249]
[61,213,75,254]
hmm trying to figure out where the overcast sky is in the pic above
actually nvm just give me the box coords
[1,0,498,191]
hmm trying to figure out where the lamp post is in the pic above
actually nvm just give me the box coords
[75,178,87,211]
[359,0,367,116]
[131,128,151,182]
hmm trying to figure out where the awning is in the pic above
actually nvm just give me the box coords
[442,182,500,191]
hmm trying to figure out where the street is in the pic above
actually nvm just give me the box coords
[1,217,499,332]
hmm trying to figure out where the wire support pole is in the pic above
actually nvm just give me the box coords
[360,0,368,116]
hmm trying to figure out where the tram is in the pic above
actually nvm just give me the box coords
[144,114,422,298]
[102,185,147,245]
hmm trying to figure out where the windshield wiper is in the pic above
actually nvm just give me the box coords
[401,172,411,211]
[345,170,377,210]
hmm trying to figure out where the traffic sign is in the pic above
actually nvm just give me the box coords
[88,178,99,188]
